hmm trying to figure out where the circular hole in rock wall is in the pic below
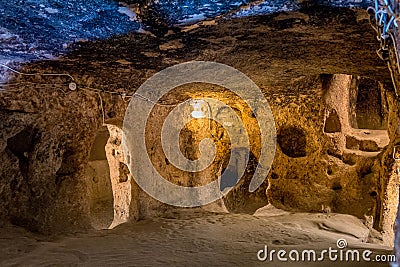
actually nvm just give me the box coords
[277,126,307,158]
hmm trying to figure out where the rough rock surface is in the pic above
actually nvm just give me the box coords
[0,3,399,249]
[0,0,378,61]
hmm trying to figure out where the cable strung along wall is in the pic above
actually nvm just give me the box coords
[368,0,400,96]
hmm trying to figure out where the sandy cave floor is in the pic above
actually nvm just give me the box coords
[0,206,396,267]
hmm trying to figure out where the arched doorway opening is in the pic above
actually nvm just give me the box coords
[86,126,114,229]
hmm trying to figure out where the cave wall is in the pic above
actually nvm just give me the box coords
[266,74,397,237]
[105,124,140,227]
[381,92,400,246]
[0,74,397,237]
[0,6,398,237]
[268,74,400,245]
[0,86,102,232]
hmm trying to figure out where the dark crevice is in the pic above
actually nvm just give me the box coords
[6,128,36,180]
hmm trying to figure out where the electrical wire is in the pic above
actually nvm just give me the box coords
[81,87,181,106]
[0,81,71,95]
[80,88,106,125]
[0,63,214,130]
[368,0,400,42]
[369,0,400,95]
[0,64,75,81]
[0,63,184,106]
[0,76,223,142]
[368,7,380,34]
[133,93,181,107]
[0,78,182,108]
[97,92,106,126]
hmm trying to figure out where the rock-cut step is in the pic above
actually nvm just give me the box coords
[345,129,390,153]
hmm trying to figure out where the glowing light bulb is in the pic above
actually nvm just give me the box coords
[190,100,207,118]
[191,110,204,118]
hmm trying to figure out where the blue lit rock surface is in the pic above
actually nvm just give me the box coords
[134,0,373,25]
[0,0,141,61]
[0,0,376,61]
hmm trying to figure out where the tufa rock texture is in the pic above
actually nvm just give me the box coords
[0,5,399,250]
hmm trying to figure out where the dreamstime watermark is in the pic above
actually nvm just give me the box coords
[122,61,276,207]
[257,239,396,263]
